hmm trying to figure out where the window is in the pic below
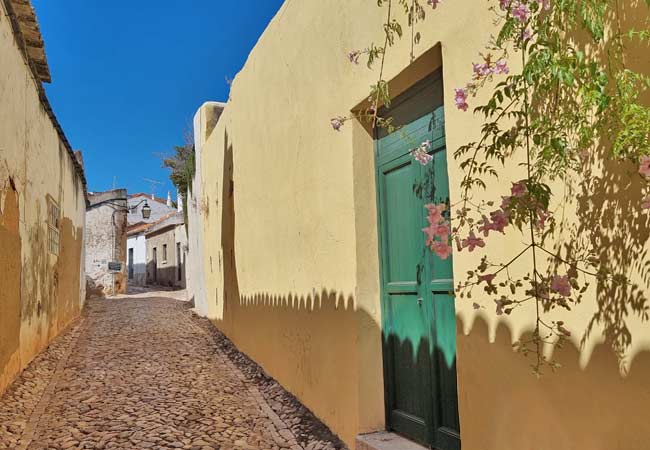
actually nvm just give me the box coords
[162,244,167,263]
[47,197,60,255]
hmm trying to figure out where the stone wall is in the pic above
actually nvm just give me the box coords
[0,0,87,395]
[85,190,127,297]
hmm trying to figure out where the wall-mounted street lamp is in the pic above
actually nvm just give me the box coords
[129,199,151,220]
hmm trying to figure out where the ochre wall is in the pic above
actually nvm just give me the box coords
[191,0,650,449]
[0,2,86,394]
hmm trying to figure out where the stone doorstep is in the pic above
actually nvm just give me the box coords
[356,431,429,450]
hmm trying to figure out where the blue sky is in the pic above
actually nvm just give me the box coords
[33,0,284,197]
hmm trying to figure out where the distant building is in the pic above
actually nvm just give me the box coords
[145,212,187,288]
[126,192,177,286]
[125,222,149,286]
[85,190,128,297]
[127,192,175,224]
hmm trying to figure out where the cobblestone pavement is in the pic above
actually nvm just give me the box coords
[0,295,346,450]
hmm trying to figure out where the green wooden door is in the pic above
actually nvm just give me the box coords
[376,72,460,450]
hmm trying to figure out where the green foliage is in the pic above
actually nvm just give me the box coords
[163,144,195,195]
[345,0,650,374]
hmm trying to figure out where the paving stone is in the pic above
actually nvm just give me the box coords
[0,293,346,450]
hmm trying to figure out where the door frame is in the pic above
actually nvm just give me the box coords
[373,69,460,449]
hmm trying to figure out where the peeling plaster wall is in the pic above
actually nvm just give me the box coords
[188,1,650,449]
[0,3,86,394]
[85,190,128,297]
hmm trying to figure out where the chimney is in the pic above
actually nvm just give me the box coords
[177,189,184,213]
[167,191,172,207]
[151,193,155,200]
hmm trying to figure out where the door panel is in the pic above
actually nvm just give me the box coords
[382,159,423,284]
[379,153,434,444]
[376,71,460,450]
[424,149,454,284]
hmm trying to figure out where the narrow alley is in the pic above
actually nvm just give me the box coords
[0,292,345,450]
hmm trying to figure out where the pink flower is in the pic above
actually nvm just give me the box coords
[478,215,492,236]
[434,221,451,239]
[422,224,437,247]
[461,231,485,252]
[427,0,442,8]
[473,62,492,78]
[550,275,572,297]
[511,180,527,197]
[422,221,449,246]
[490,209,509,232]
[478,209,509,236]
[511,3,530,22]
[521,28,533,41]
[454,88,469,111]
[411,140,433,166]
[639,156,650,177]
[331,117,344,131]
[431,241,452,259]
[348,50,362,64]
[493,60,509,75]
[499,0,512,10]
[422,201,452,258]
[536,0,551,10]
[412,148,433,166]
[425,203,446,225]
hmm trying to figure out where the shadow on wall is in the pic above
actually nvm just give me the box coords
[127,262,147,286]
[537,0,650,366]
[146,260,184,288]
[1,178,82,393]
[212,109,650,449]
[457,314,650,450]
[0,180,22,392]
[572,151,650,364]
[214,131,370,447]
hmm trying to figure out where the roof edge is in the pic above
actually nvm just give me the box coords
[1,0,88,202]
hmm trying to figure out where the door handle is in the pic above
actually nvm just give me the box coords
[416,263,422,285]
[417,297,423,306]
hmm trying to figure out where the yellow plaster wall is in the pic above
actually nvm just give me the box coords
[0,4,86,394]
[193,1,650,449]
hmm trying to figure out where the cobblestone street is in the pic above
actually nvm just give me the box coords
[0,295,345,450]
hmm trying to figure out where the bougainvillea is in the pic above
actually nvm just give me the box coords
[334,0,650,375]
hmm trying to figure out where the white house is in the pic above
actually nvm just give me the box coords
[126,192,180,286]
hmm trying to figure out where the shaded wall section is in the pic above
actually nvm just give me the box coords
[457,315,650,450]
[0,0,87,394]
[0,182,22,392]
